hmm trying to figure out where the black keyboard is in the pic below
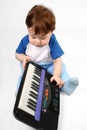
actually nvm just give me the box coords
[13,61,60,130]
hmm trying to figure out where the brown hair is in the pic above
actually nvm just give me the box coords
[25,5,55,35]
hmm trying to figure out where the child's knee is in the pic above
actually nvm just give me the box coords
[47,64,54,75]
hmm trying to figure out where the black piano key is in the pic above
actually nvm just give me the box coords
[35,66,41,71]
[27,98,36,111]
[32,81,39,89]
[32,75,40,83]
[28,99,36,108]
[27,101,36,109]
[27,104,36,111]
[34,71,41,77]
[30,90,38,97]
[34,68,41,76]
[29,92,38,99]
[31,86,39,92]
[28,98,37,105]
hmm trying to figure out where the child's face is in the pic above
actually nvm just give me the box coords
[28,28,52,47]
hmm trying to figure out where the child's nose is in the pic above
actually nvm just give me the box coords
[35,38,41,44]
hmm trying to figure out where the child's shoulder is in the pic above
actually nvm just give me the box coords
[51,33,56,38]
[50,33,57,43]
[21,34,29,43]
[49,33,57,46]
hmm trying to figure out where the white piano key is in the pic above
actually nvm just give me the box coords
[18,64,41,116]
[28,94,37,103]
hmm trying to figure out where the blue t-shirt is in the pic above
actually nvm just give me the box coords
[16,33,64,60]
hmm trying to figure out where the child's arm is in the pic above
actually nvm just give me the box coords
[50,57,64,88]
[15,53,31,68]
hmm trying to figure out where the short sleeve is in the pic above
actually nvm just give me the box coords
[49,34,64,60]
[16,35,29,54]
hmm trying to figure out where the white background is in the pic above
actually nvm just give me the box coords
[0,0,87,130]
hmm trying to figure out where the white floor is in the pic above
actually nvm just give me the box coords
[0,0,87,130]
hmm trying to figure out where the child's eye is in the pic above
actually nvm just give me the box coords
[39,37,47,40]
[30,35,47,40]
[40,38,46,40]
[31,36,36,39]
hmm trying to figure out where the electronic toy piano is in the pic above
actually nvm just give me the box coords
[13,61,60,130]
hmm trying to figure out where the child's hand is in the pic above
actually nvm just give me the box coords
[22,56,31,69]
[50,75,64,88]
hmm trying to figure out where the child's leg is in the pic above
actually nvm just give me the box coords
[47,62,70,80]
[60,63,70,81]
[47,63,79,95]
[15,63,24,96]
[15,75,22,96]
[61,77,79,95]
[60,63,79,95]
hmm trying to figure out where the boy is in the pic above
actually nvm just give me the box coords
[15,5,79,95]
